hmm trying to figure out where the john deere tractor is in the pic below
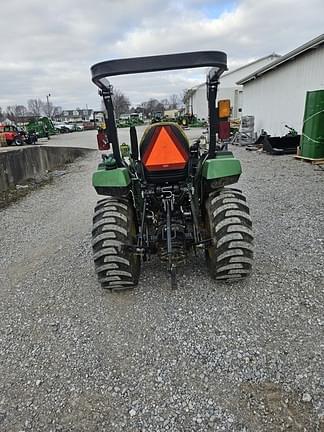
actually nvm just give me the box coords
[90,51,253,290]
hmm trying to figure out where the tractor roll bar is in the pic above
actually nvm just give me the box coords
[91,51,228,166]
[91,51,227,85]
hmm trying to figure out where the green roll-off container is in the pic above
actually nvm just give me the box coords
[301,90,324,159]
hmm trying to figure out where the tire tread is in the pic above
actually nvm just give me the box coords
[206,188,254,280]
[92,197,140,290]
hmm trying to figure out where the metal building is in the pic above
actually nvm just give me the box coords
[185,54,280,121]
[237,34,324,137]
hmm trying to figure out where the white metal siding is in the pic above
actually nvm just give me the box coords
[220,55,279,88]
[242,45,324,136]
[190,55,278,120]
[191,85,207,120]
[191,86,243,119]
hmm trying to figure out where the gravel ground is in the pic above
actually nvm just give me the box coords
[0,137,323,431]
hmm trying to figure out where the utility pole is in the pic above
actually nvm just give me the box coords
[46,94,51,118]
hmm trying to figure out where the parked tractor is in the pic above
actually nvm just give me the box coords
[90,51,254,290]
[26,117,56,138]
[0,124,25,146]
[0,124,38,146]
[177,113,207,128]
[117,113,144,128]
[151,111,164,124]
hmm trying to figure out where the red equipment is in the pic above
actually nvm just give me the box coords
[97,129,110,151]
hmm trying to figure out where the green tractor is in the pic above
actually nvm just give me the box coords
[26,117,56,138]
[178,113,207,128]
[90,51,253,290]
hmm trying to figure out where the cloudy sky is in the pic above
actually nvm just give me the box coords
[0,0,323,110]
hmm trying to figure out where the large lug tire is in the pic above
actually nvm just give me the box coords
[205,188,254,280]
[92,197,141,290]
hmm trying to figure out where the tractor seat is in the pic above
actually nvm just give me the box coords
[140,123,190,184]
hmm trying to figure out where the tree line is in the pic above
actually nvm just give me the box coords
[0,90,186,124]
[0,99,62,123]
[112,90,184,119]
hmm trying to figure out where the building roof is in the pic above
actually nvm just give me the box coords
[222,53,280,78]
[189,53,280,92]
[237,33,324,85]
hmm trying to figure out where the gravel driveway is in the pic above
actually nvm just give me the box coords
[0,141,323,431]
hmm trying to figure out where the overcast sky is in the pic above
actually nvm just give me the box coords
[0,0,323,110]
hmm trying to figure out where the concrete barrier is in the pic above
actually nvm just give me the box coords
[0,133,6,147]
[0,146,95,193]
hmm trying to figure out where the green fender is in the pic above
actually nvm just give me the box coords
[202,155,242,180]
[92,167,131,188]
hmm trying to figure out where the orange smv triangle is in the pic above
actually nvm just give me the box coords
[145,127,187,171]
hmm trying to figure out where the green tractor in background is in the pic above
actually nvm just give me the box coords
[90,51,254,290]
[177,113,207,128]
[26,117,56,138]
[117,113,144,128]
[150,111,164,124]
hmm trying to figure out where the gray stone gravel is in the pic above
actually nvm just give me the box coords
[0,141,323,432]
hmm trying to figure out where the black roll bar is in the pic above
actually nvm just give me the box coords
[91,51,228,165]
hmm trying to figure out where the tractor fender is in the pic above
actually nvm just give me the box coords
[92,167,131,196]
[201,155,241,180]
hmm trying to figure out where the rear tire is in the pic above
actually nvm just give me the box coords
[205,188,254,280]
[92,197,140,290]
[13,137,24,146]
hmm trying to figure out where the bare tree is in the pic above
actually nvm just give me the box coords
[139,99,164,116]
[168,94,180,109]
[6,105,27,123]
[0,107,5,122]
[6,106,16,122]
[112,88,130,119]
[150,99,164,115]
[27,99,43,117]
[160,98,170,109]
[40,100,55,117]
[16,105,28,121]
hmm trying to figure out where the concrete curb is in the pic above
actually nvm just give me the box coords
[0,146,95,193]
